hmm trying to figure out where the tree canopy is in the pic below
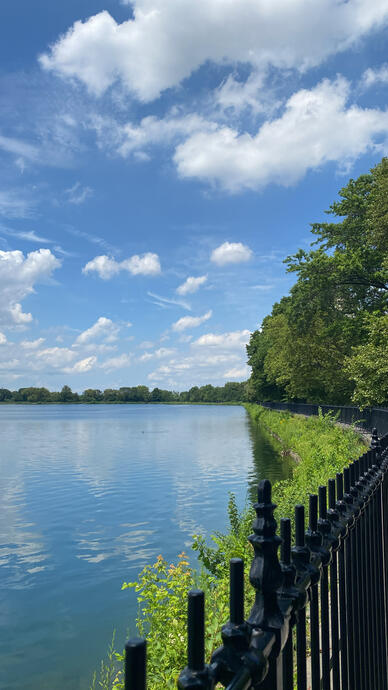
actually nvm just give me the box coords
[246,158,388,408]
[0,382,248,405]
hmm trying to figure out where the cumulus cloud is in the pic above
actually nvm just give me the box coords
[0,249,61,328]
[64,355,97,374]
[147,329,249,385]
[0,332,7,345]
[223,366,250,379]
[361,64,388,88]
[115,113,216,158]
[0,358,19,370]
[100,353,131,370]
[176,275,207,295]
[172,310,212,332]
[122,253,161,276]
[215,70,277,116]
[211,242,252,266]
[75,317,119,344]
[193,329,251,348]
[36,347,77,367]
[20,338,45,349]
[139,347,175,361]
[83,253,161,279]
[175,78,388,191]
[40,1,388,101]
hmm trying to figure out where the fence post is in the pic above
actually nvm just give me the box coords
[124,638,146,690]
[178,590,213,689]
[248,479,284,689]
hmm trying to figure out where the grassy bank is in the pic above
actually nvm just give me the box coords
[244,403,367,521]
[93,406,368,690]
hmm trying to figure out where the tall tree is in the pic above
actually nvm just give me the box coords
[246,158,388,404]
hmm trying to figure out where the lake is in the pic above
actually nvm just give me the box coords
[0,404,291,690]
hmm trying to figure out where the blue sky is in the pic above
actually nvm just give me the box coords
[0,0,387,392]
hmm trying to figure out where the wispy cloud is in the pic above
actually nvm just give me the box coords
[64,227,118,254]
[147,291,191,311]
[0,133,39,162]
[0,225,53,243]
[65,182,93,205]
[0,191,36,219]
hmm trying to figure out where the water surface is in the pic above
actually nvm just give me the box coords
[0,404,290,689]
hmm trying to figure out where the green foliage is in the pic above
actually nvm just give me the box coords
[246,158,388,405]
[90,633,122,690]
[345,314,388,408]
[192,494,255,576]
[119,553,229,689]
[244,404,367,523]
[0,382,249,405]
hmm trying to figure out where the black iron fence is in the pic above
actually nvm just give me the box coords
[124,429,388,689]
[257,401,388,436]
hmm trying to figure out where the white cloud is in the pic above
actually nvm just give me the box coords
[100,353,131,370]
[0,358,19,370]
[116,113,216,157]
[139,347,175,361]
[75,317,119,344]
[147,327,250,386]
[362,64,388,88]
[122,253,161,276]
[176,275,207,295]
[0,191,35,219]
[193,329,251,348]
[0,134,39,162]
[175,78,388,192]
[211,242,253,266]
[148,291,190,310]
[65,355,97,373]
[0,249,61,328]
[172,310,212,332]
[36,347,77,366]
[82,255,119,280]
[40,1,388,101]
[223,366,250,379]
[215,70,278,116]
[0,228,53,244]
[83,252,161,279]
[139,340,154,349]
[65,182,93,205]
[0,332,7,345]
[20,338,45,349]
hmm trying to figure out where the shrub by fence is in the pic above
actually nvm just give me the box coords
[257,401,388,437]
[124,429,388,689]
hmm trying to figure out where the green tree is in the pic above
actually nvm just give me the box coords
[345,314,388,408]
[59,385,77,402]
[247,158,388,404]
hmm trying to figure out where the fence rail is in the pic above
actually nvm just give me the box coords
[124,429,388,689]
[257,401,388,436]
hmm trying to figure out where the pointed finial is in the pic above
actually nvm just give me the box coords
[248,480,283,630]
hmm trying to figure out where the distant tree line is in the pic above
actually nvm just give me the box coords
[246,158,388,408]
[0,382,248,404]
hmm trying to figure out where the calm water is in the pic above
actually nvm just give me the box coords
[0,404,290,690]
